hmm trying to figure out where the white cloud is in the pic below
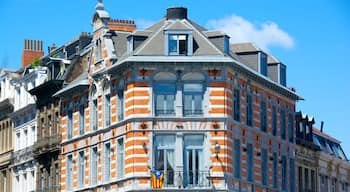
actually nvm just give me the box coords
[135,19,155,30]
[206,14,294,51]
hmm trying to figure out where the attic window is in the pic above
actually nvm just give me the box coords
[169,34,187,55]
[165,30,193,56]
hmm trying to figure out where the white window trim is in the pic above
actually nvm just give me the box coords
[164,30,193,56]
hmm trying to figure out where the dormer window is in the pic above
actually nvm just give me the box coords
[165,30,193,56]
[169,34,187,55]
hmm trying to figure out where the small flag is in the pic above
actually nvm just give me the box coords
[151,170,164,188]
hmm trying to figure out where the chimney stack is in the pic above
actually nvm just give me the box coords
[22,39,44,68]
[107,19,136,32]
[166,7,188,20]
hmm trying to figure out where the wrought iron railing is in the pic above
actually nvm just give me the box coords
[183,109,203,116]
[151,170,211,189]
[156,109,175,116]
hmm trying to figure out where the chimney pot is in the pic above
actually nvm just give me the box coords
[22,39,44,68]
[166,7,188,20]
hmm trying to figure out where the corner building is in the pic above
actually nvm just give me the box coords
[58,2,301,192]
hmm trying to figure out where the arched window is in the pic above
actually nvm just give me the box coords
[182,72,205,116]
[154,72,177,116]
[90,84,98,131]
[95,39,102,61]
[103,80,111,127]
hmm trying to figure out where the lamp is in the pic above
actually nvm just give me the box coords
[140,122,147,135]
[140,68,147,80]
[214,142,220,159]
[213,122,219,134]
[142,142,148,153]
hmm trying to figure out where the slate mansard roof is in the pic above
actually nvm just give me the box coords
[105,8,301,101]
[55,6,301,101]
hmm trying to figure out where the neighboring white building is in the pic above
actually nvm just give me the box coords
[10,66,47,192]
[313,128,350,192]
[0,69,20,192]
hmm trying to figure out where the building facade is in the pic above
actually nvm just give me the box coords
[10,62,47,192]
[29,33,92,192]
[295,112,319,192]
[295,112,350,192]
[0,69,20,192]
[57,2,301,192]
[313,127,350,192]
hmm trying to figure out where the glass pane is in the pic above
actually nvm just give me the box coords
[184,95,192,112]
[194,95,202,114]
[169,35,178,53]
[184,135,204,146]
[169,35,178,40]
[156,150,164,170]
[184,84,202,92]
[166,95,175,112]
[179,39,187,55]
[155,135,175,147]
[156,95,164,111]
[166,150,175,185]
[156,84,175,93]
[189,150,193,184]
[178,35,186,40]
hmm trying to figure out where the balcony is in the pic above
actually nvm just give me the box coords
[156,109,175,116]
[33,135,60,155]
[12,146,35,164]
[33,185,60,192]
[183,109,203,116]
[151,170,211,190]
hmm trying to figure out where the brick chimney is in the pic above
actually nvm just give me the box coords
[108,19,136,32]
[22,39,44,68]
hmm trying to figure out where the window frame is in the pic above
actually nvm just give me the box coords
[260,99,267,132]
[246,94,253,126]
[67,102,74,139]
[78,150,85,187]
[117,137,125,179]
[233,89,240,121]
[183,83,204,116]
[154,83,176,116]
[164,30,193,56]
[103,142,111,182]
[90,145,98,185]
[66,154,73,190]
[78,97,86,136]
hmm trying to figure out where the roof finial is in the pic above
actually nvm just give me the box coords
[95,0,105,10]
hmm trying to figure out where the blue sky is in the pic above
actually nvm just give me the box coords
[1,0,349,157]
